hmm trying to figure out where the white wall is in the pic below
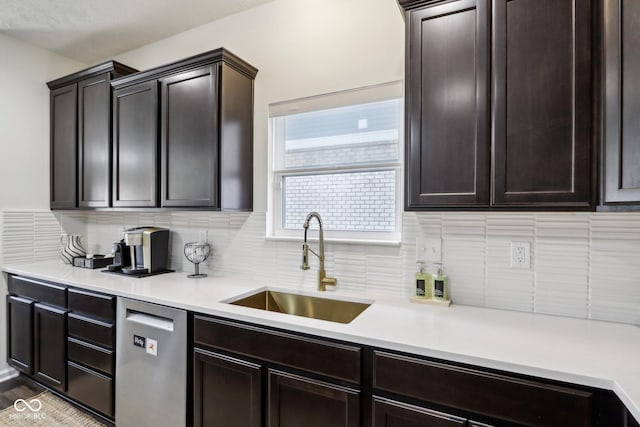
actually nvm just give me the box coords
[0,33,85,210]
[0,33,84,376]
[110,0,406,211]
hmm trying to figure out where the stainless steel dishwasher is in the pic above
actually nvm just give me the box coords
[115,297,187,427]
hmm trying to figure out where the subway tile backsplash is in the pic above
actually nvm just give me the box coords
[2,209,639,326]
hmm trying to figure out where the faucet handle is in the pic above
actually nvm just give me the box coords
[322,277,337,288]
[301,243,310,270]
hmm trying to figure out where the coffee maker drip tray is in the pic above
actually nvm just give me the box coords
[101,268,174,278]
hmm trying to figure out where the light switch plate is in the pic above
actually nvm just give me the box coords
[416,237,442,263]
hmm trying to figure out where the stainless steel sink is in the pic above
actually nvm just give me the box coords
[228,290,371,324]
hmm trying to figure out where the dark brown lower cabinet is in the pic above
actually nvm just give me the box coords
[7,275,68,390]
[193,315,362,427]
[373,397,466,427]
[33,303,67,391]
[193,348,262,427]
[373,350,592,427]
[268,369,360,427]
[7,295,34,374]
[65,289,116,419]
[67,361,114,418]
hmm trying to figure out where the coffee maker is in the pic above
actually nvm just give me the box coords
[106,240,132,272]
[120,227,170,275]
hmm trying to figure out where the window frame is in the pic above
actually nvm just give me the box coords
[267,81,404,244]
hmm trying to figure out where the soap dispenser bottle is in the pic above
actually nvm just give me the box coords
[431,263,449,301]
[415,262,431,299]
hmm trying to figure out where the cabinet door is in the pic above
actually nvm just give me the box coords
[373,397,466,427]
[50,83,77,209]
[405,0,490,208]
[603,0,640,204]
[113,81,159,207]
[193,348,262,427]
[492,0,593,208]
[78,73,112,208]
[33,303,67,391]
[160,65,219,208]
[7,295,34,374]
[268,369,359,427]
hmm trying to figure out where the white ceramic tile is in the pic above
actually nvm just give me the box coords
[442,213,486,238]
[534,214,589,318]
[485,215,534,312]
[2,211,35,263]
[6,208,640,326]
[590,214,640,324]
[413,212,443,236]
[443,238,487,306]
[34,212,62,262]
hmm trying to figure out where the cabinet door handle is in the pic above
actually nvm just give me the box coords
[125,309,174,332]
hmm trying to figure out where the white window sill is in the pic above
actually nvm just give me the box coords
[264,235,401,247]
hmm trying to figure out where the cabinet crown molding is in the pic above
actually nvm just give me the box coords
[110,48,258,90]
[398,0,446,11]
[47,61,138,90]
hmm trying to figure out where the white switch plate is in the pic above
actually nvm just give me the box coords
[510,241,531,268]
[199,230,208,243]
[416,237,442,263]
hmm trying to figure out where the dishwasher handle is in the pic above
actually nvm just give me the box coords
[126,309,174,332]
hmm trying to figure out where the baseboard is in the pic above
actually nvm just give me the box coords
[0,366,19,382]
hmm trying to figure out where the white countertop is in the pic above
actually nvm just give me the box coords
[4,260,640,422]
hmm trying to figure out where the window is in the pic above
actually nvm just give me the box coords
[268,82,403,242]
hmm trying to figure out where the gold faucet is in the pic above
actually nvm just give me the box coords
[301,212,337,291]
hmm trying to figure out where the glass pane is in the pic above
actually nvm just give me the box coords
[283,99,401,169]
[283,170,396,232]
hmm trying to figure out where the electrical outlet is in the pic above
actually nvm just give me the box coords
[199,230,208,243]
[416,237,442,263]
[510,241,531,268]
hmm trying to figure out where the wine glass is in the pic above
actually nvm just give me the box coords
[184,242,211,278]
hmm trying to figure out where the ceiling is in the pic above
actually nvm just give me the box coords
[0,0,275,64]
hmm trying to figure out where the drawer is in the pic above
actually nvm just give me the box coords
[68,313,114,349]
[194,316,361,384]
[373,397,467,427]
[68,288,115,322]
[67,361,113,418]
[373,351,592,427]
[68,337,113,376]
[8,275,66,308]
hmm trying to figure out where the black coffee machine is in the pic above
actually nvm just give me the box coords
[107,240,132,272]
[106,227,170,276]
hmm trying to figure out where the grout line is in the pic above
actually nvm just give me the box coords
[587,213,592,320]
[483,213,488,307]
[532,215,537,314]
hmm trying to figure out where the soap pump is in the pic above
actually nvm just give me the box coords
[431,262,449,301]
[414,261,431,299]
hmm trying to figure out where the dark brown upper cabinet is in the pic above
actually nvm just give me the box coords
[400,0,595,210]
[160,65,218,208]
[48,61,138,210]
[111,49,257,210]
[602,0,640,207]
[492,0,594,209]
[112,81,158,208]
[404,0,490,209]
[78,74,112,208]
[50,84,78,209]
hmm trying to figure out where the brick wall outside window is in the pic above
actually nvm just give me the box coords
[283,170,395,231]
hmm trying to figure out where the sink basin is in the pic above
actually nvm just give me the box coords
[228,289,371,324]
